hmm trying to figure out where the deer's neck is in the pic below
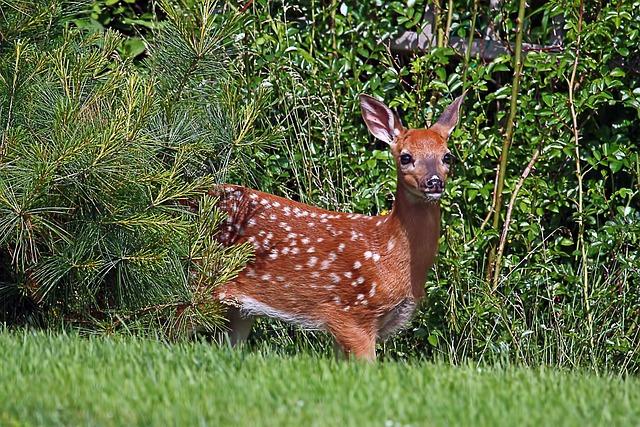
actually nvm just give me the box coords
[384,186,441,300]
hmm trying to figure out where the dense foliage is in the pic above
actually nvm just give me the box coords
[1,0,638,372]
[0,0,257,335]
[237,0,640,371]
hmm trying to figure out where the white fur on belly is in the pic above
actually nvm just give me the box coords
[238,296,324,330]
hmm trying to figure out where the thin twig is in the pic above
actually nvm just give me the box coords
[486,0,527,283]
[567,0,594,356]
[444,0,454,47]
[461,0,479,90]
[239,0,253,13]
[467,160,498,246]
[492,145,541,291]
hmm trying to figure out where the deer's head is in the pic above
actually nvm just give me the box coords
[360,94,464,203]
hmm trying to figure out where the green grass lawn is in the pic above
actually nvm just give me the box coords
[0,331,638,427]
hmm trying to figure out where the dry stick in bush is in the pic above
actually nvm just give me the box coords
[461,0,479,90]
[486,0,526,283]
[491,146,541,291]
[444,0,454,47]
[567,0,594,353]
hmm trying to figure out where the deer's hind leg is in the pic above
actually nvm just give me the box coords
[226,306,254,346]
[213,286,254,346]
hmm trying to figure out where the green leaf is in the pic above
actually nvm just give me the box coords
[428,333,439,347]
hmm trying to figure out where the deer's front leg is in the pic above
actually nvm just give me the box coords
[330,321,377,361]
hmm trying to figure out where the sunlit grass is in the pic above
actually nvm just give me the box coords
[1,331,638,426]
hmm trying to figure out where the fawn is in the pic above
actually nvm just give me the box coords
[211,94,464,360]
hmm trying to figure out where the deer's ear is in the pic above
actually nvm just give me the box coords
[359,94,404,144]
[431,93,465,139]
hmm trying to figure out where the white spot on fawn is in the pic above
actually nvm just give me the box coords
[357,294,365,300]
[276,275,285,282]
[250,193,258,200]
[283,207,291,216]
[248,218,257,227]
[272,201,281,208]
[248,237,260,250]
[246,268,256,278]
[311,271,320,278]
[369,282,377,297]
[353,261,362,269]
[320,260,331,270]
[291,247,300,255]
[328,252,337,262]
[338,243,346,252]
[364,251,372,260]
[356,276,365,285]
[330,273,341,283]
[269,251,278,260]
[261,273,271,281]
[307,247,316,253]
[294,264,303,271]
[307,257,318,267]
[372,253,381,262]
[301,237,310,245]
[343,271,352,279]
[316,237,324,243]
[287,232,298,239]
[387,238,396,251]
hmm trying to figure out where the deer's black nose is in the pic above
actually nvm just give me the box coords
[423,176,444,193]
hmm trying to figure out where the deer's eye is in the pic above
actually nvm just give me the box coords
[400,153,413,165]
[443,153,454,166]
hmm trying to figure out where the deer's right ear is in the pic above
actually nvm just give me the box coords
[359,94,404,145]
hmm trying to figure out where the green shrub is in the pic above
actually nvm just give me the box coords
[0,0,267,336]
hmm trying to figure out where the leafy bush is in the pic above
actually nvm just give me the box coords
[238,0,640,371]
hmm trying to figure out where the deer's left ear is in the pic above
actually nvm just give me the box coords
[360,94,404,145]
[431,93,465,139]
